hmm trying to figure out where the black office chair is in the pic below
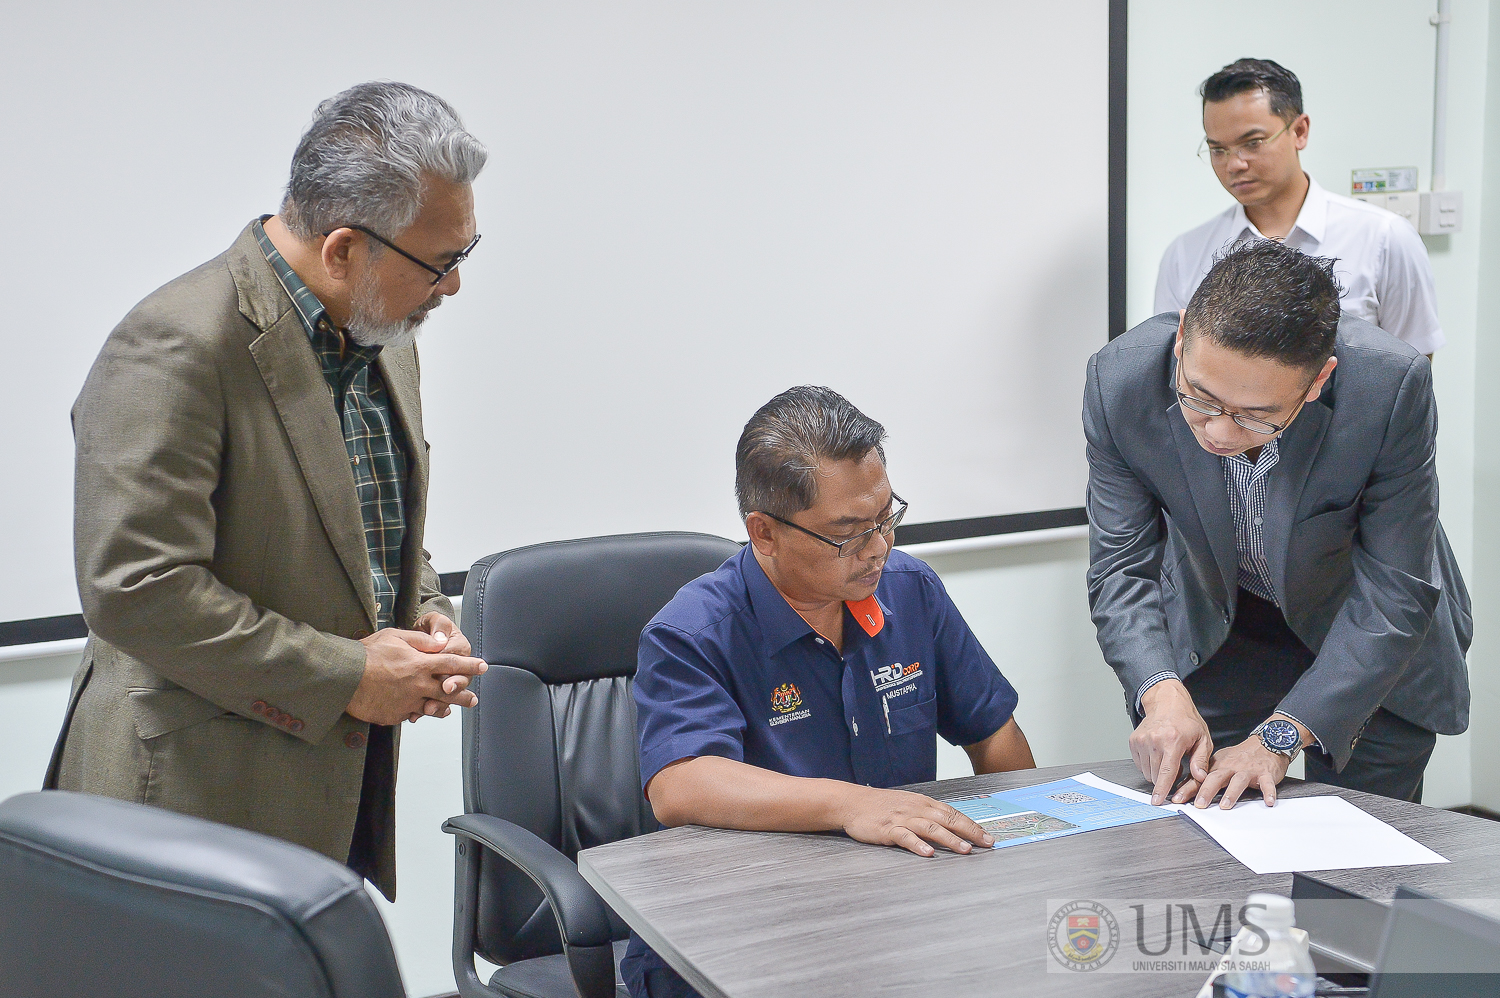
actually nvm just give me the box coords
[1367,885,1500,997]
[0,789,405,998]
[445,531,742,998]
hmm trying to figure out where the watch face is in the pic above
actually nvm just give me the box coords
[1262,719,1300,752]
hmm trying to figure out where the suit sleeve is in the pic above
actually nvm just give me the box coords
[415,547,454,623]
[1278,357,1443,768]
[1083,354,1179,714]
[73,308,365,745]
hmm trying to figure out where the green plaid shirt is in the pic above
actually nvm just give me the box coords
[254,218,408,629]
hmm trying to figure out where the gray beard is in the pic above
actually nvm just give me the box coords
[345,268,442,349]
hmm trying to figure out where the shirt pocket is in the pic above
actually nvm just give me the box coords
[886,690,937,736]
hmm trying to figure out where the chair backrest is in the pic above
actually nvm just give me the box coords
[0,790,405,998]
[461,530,742,964]
[1368,886,1500,997]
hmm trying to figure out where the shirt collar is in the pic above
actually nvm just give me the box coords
[254,216,329,339]
[1230,173,1328,247]
[739,545,891,654]
[253,216,382,373]
[1224,436,1280,470]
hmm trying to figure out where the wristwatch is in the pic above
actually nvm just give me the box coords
[1252,718,1302,760]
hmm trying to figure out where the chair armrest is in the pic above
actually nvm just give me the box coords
[442,813,614,949]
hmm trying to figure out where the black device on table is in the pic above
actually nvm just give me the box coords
[1214,878,1500,997]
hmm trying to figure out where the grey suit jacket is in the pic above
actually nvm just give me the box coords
[46,222,453,899]
[1083,312,1470,769]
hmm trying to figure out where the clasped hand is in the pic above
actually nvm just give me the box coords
[347,612,487,726]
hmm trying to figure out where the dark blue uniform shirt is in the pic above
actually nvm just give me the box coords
[622,544,1019,998]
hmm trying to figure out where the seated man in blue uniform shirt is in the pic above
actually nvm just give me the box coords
[621,385,1035,998]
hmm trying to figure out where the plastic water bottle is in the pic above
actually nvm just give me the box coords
[1220,893,1316,998]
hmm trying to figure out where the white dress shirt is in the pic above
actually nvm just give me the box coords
[1154,175,1445,354]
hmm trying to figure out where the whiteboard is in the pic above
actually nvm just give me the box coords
[0,1,1108,623]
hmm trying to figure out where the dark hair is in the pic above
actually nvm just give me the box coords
[1184,241,1341,370]
[735,386,887,519]
[1200,58,1303,123]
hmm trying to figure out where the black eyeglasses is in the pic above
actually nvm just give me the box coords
[325,225,481,286]
[1175,365,1313,435]
[759,494,907,558]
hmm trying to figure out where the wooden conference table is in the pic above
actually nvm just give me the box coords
[577,759,1500,998]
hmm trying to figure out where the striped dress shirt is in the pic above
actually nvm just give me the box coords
[1134,439,1281,710]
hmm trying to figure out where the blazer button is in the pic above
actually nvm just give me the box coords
[252,701,267,714]
[1189,652,1200,665]
[352,629,371,640]
[344,731,367,749]
[288,719,305,733]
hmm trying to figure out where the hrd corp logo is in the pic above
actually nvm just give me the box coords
[870,661,922,689]
[1047,900,1120,971]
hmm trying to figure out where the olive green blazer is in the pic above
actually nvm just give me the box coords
[46,222,453,899]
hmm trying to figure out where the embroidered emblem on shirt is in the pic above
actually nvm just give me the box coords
[871,661,922,692]
[768,682,811,727]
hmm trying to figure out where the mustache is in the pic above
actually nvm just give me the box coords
[411,294,443,321]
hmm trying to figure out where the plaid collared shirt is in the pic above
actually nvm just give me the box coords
[255,218,408,629]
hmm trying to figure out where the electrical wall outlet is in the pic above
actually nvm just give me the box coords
[1419,190,1463,234]
[1354,192,1420,231]
[1355,190,1455,234]
[1385,192,1420,229]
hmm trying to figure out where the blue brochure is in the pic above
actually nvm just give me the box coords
[944,776,1176,850]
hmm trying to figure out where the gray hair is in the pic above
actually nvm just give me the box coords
[735,386,887,519]
[282,81,487,240]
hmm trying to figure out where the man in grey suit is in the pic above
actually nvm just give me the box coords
[48,82,489,899]
[1084,240,1469,810]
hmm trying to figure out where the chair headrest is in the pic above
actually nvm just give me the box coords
[464,531,742,684]
[0,791,404,998]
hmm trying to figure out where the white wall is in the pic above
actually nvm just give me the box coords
[0,0,1111,624]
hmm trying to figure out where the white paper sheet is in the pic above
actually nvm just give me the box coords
[1178,796,1449,874]
[1068,772,1449,875]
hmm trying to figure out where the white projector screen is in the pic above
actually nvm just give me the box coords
[1,1,1109,627]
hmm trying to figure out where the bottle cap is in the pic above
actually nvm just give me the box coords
[1244,892,1295,930]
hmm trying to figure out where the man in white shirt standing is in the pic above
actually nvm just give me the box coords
[1156,59,1444,356]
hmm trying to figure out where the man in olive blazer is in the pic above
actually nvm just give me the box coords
[46,83,489,899]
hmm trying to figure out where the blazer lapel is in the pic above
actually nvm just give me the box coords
[1262,398,1333,603]
[377,346,426,491]
[1169,405,1239,610]
[377,344,433,625]
[228,226,379,629]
